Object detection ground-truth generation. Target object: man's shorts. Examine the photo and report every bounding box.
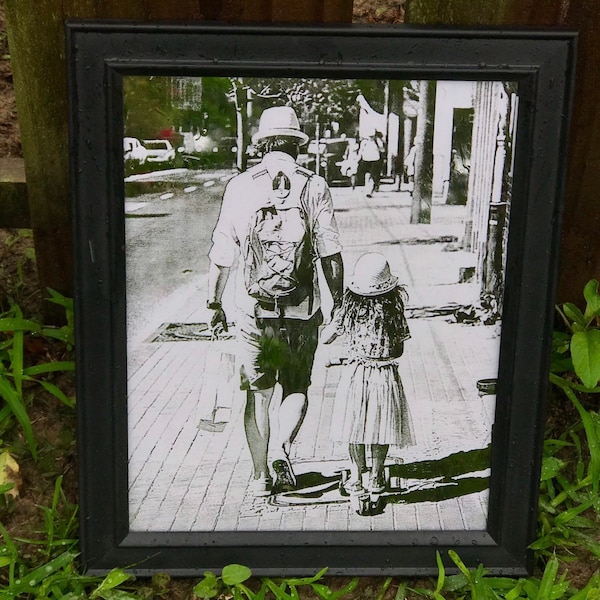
[237,310,323,394]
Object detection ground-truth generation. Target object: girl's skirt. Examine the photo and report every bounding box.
[331,359,415,446]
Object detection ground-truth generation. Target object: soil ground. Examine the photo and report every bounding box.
[0,2,21,158]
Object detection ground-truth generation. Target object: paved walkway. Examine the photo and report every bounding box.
[127,183,499,532]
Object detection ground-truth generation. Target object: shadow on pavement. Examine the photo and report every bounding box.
[269,445,491,508]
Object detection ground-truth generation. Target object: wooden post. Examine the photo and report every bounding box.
[404,0,600,304]
[4,0,352,313]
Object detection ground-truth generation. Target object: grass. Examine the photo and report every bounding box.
[0,280,599,598]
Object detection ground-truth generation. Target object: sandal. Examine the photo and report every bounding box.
[367,474,386,494]
[343,479,366,496]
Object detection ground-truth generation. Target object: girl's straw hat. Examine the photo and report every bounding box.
[348,253,399,297]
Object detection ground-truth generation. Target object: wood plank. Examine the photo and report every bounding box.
[0,158,30,228]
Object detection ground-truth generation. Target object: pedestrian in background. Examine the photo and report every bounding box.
[323,252,414,499]
[339,135,361,189]
[359,131,384,197]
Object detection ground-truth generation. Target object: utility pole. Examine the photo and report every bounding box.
[411,80,436,224]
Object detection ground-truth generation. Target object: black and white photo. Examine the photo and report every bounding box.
[124,76,514,531]
[68,24,575,575]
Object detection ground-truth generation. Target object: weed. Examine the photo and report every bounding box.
[11,476,78,563]
[193,565,359,599]
[0,296,75,459]
[533,430,600,560]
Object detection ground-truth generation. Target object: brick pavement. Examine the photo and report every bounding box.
[128,183,497,533]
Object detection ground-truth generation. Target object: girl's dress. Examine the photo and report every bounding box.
[331,293,415,447]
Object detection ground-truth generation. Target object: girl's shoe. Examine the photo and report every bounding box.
[367,474,386,494]
[343,479,366,496]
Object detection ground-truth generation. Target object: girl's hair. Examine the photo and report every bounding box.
[342,285,409,334]
[256,136,300,159]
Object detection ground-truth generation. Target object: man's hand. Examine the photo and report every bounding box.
[208,303,228,336]
[207,263,231,338]
[321,321,339,344]
[321,307,342,344]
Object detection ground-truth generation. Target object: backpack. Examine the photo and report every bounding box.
[242,168,314,307]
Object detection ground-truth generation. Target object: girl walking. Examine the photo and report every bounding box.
[324,252,415,501]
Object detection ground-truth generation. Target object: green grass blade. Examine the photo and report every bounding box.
[265,579,294,600]
[0,377,36,459]
[536,556,559,600]
[8,551,78,596]
[23,361,75,376]
[435,551,447,598]
[376,577,393,600]
[34,379,75,408]
[550,374,600,492]
[284,567,328,586]
[11,328,23,398]
[0,317,42,333]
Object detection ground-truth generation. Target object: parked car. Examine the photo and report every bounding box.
[123,137,148,164]
[299,137,352,186]
[143,139,176,163]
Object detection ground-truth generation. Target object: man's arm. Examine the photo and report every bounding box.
[320,252,344,313]
[207,262,231,333]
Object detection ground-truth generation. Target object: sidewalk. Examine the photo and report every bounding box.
[127,183,498,533]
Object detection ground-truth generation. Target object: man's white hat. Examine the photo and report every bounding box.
[252,106,309,145]
[348,253,399,297]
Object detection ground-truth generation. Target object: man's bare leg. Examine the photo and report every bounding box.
[244,388,274,491]
[271,391,307,490]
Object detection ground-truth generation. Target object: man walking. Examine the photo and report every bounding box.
[207,106,344,496]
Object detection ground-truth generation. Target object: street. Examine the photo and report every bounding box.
[125,169,234,345]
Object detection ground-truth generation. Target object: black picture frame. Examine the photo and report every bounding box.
[67,22,576,577]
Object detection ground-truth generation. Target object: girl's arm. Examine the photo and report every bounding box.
[321,304,344,344]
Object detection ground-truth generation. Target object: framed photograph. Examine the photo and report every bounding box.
[67,23,576,576]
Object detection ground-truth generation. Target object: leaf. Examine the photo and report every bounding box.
[222,563,252,585]
[91,568,133,598]
[193,572,220,599]
[571,330,600,388]
[562,303,586,328]
[583,279,600,322]
[541,456,566,481]
[0,451,20,499]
